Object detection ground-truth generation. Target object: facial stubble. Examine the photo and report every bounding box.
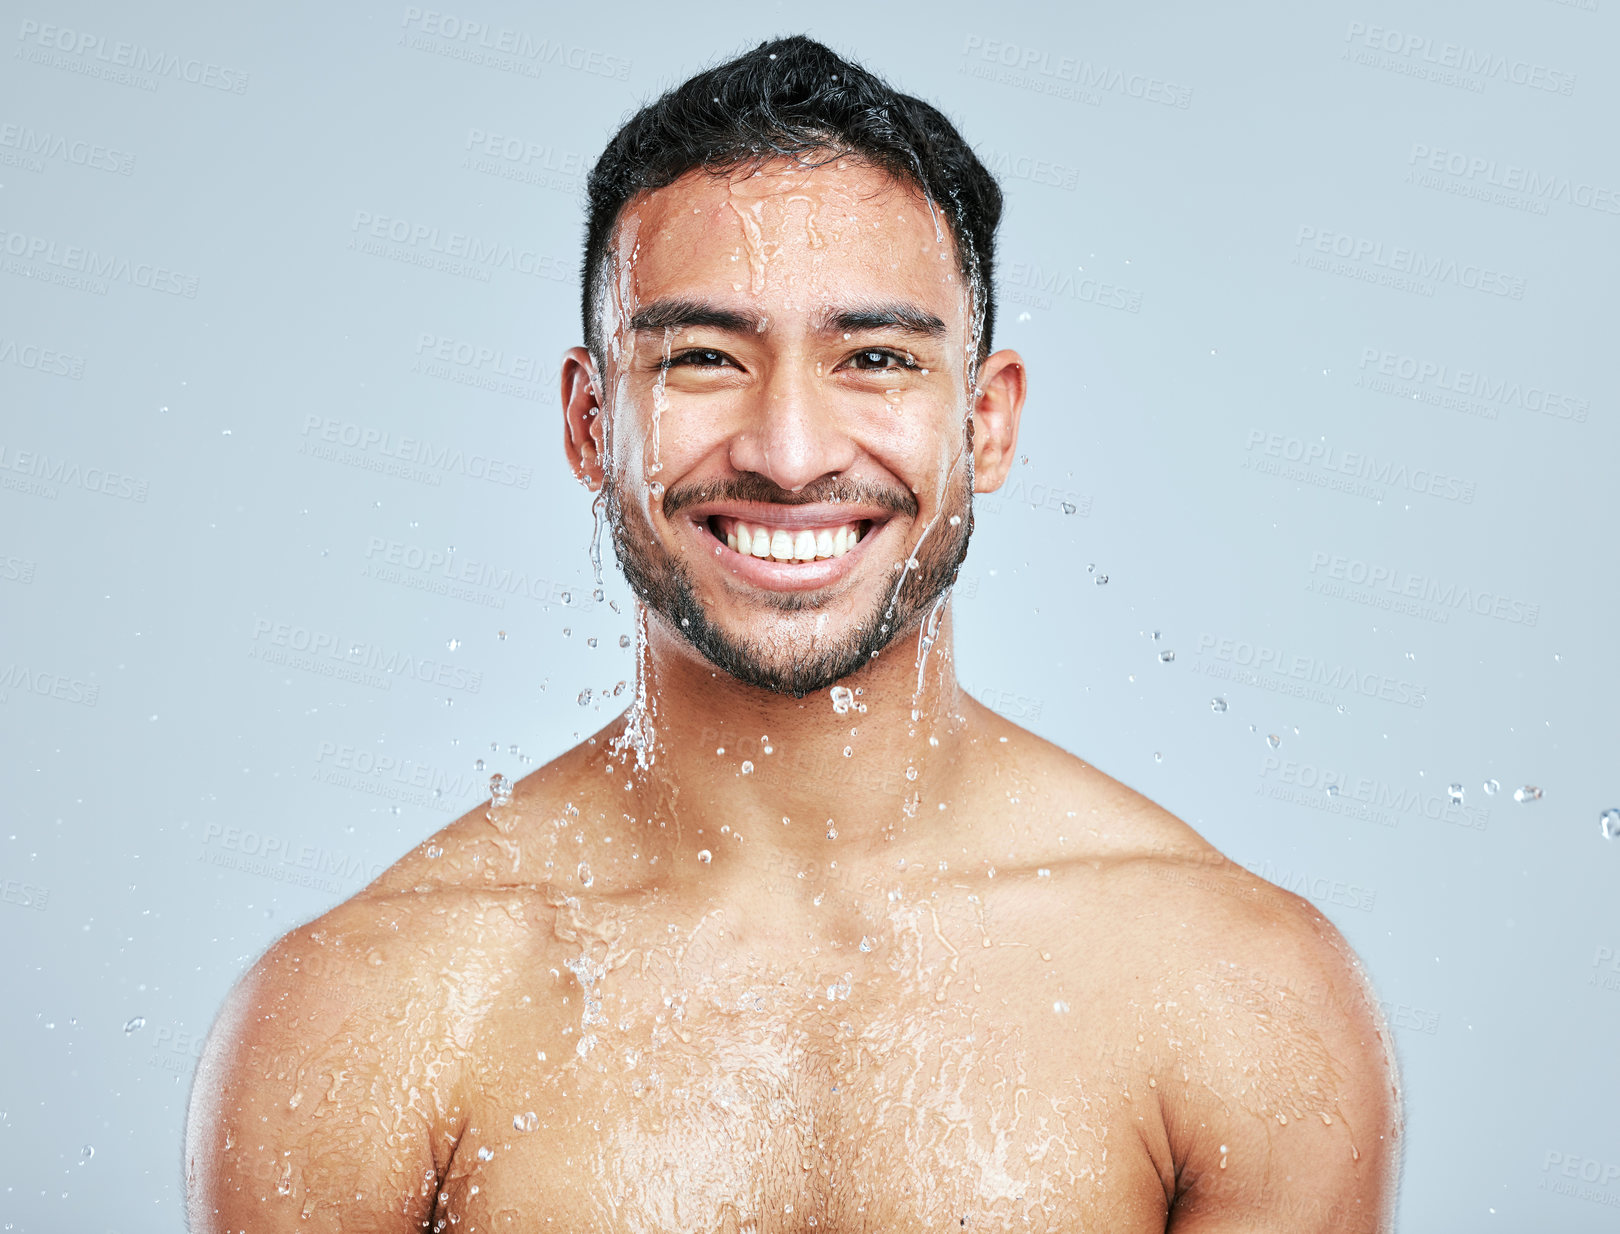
[604,458,975,699]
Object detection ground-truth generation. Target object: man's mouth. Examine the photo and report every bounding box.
[708,515,873,563]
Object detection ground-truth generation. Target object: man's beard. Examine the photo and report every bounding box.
[604,465,974,698]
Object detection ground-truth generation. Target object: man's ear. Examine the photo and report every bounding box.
[969,349,1027,494]
[561,346,606,490]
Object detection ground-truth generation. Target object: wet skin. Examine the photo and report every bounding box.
[187,159,1401,1233]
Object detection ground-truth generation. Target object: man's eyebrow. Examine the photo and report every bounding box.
[628,299,757,334]
[819,303,948,339]
[625,298,949,340]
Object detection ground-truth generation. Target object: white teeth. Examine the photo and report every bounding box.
[721,519,866,561]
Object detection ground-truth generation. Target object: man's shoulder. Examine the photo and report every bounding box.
[994,719,1396,1076]
[195,884,515,1082]
[187,877,539,1224]
[1030,759,1402,1195]
[216,726,623,1020]
[197,741,597,1075]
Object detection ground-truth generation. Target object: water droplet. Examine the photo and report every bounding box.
[1513,785,1542,803]
[497,629,508,640]
[1158,650,1175,663]
[1447,783,1464,805]
[122,1017,145,1034]
[948,514,962,526]
[697,849,712,864]
[1266,734,1280,749]
[619,634,631,648]
[740,760,754,775]
[425,845,443,859]
[843,746,853,757]
[474,758,485,772]
[577,861,594,888]
[513,1111,538,1132]
[80,1145,94,1163]
[1600,809,1620,840]
[1037,868,1051,878]
[587,637,598,648]
[858,936,872,952]
[577,688,593,706]
[1325,783,1340,798]
[477,1146,495,1161]
[446,637,460,651]
[1153,752,1163,763]
[561,591,571,604]
[1053,1000,1069,1013]
[1210,697,1228,713]
[825,823,838,839]
[1483,778,1500,795]
[1095,573,1108,585]
[490,773,513,805]
[649,481,665,500]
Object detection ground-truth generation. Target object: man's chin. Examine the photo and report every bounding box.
[661,605,881,698]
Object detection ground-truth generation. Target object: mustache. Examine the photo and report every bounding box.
[660,473,920,520]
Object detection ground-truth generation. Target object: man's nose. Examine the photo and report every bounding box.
[726,364,857,492]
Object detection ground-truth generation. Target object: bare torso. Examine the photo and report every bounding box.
[188,706,1397,1233]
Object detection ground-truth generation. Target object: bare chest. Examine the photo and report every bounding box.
[431,913,1169,1233]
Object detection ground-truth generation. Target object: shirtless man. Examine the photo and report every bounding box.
[187,35,1401,1233]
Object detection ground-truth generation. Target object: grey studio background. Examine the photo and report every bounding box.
[1,0,1615,1230]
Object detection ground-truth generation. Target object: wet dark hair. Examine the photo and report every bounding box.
[581,34,1003,371]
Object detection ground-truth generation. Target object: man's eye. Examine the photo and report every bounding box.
[663,349,731,369]
[847,349,916,371]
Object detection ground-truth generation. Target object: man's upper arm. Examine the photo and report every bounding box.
[1162,889,1403,1233]
[186,906,455,1232]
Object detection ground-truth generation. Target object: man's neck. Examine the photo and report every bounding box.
[603,601,977,874]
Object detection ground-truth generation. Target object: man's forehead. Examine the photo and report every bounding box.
[621,157,934,245]
[604,158,964,328]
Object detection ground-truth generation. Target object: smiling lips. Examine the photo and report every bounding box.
[710,515,871,563]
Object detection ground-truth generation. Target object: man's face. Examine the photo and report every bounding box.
[592,157,981,697]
